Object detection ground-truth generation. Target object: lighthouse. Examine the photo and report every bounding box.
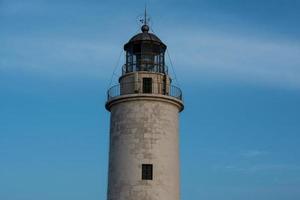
[105,13,184,200]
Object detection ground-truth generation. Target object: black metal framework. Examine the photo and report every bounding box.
[125,52,165,74]
[122,64,168,75]
[142,164,153,180]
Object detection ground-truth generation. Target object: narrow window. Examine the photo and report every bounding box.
[142,164,153,180]
[143,78,152,93]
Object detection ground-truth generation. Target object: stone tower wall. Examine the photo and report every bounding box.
[107,97,181,200]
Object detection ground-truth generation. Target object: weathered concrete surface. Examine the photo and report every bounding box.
[107,96,182,200]
[119,72,171,96]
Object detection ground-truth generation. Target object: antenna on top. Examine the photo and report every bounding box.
[144,5,147,25]
[139,4,150,27]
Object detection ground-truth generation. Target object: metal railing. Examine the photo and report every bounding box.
[122,64,168,75]
[107,81,182,101]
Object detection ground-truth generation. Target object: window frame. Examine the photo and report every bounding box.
[142,164,153,180]
[142,78,152,94]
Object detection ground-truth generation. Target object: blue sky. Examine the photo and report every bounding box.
[1,0,300,200]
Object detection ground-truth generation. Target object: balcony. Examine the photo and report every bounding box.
[107,81,182,101]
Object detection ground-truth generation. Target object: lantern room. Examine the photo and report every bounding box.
[123,24,167,74]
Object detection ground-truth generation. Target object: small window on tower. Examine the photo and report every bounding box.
[143,78,152,93]
[142,164,153,180]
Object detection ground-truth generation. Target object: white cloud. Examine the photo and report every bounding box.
[164,29,300,89]
[221,164,300,173]
[0,35,123,80]
[2,8,300,89]
[241,150,268,158]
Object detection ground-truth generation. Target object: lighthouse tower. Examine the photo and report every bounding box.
[105,13,184,200]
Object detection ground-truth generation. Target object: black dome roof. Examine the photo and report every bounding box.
[124,25,166,51]
[129,32,163,43]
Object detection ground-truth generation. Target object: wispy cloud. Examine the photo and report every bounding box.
[0,35,122,79]
[220,163,300,173]
[240,150,268,158]
[1,0,300,90]
[165,29,300,88]
[211,149,300,174]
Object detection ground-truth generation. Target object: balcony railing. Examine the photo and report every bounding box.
[122,64,168,75]
[107,81,182,101]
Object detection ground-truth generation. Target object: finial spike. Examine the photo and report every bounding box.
[141,4,150,33]
[144,4,147,26]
